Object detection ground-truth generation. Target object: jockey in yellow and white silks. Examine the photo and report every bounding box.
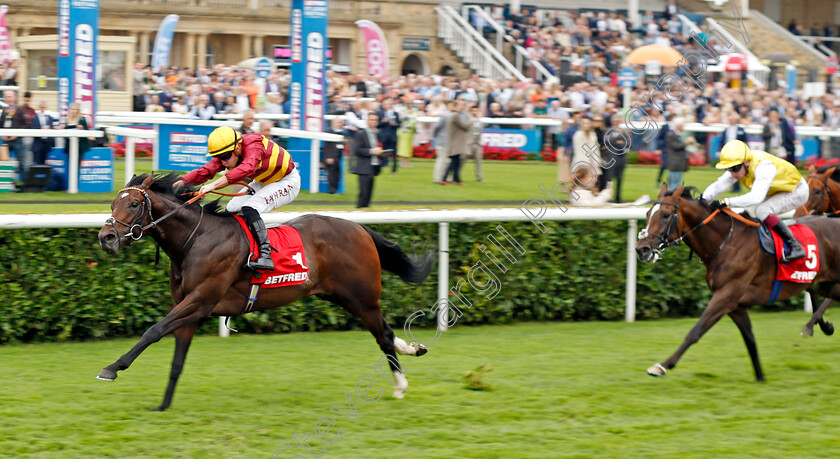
[701,140,808,260]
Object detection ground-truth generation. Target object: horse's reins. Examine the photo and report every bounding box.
[106,181,255,244]
[641,200,760,264]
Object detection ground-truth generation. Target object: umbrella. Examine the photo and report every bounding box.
[624,44,684,66]
[760,53,799,66]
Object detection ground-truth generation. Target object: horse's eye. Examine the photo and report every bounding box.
[816,189,822,195]
[662,212,671,219]
[131,201,139,208]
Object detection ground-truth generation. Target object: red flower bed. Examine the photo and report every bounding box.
[483,146,526,161]
[540,148,557,162]
[637,152,661,165]
[412,143,436,159]
[111,142,153,158]
[803,157,840,170]
[688,151,708,167]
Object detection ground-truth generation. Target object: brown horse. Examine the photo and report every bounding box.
[794,164,840,217]
[96,173,433,411]
[636,184,840,381]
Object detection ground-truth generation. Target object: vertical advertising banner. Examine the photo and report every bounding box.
[151,14,179,71]
[58,0,99,126]
[355,20,389,77]
[288,0,328,191]
[0,6,12,64]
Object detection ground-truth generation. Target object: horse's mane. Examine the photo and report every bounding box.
[816,164,840,182]
[664,186,712,209]
[126,172,235,217]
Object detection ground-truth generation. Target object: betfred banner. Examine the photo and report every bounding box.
[79,147,113,193]
[0,5,12,64]
[288,0,328,191]
[355,20,389,77]
[480,128,543,153]
[156,124,216,171]
[151,14,179,71]
[58,0,99,126]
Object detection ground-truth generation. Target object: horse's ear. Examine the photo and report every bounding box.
[656,182,668,200]
[141,174,154,188]
[824,166,836,179]
[809,164,818,175]
[671,184,685,200]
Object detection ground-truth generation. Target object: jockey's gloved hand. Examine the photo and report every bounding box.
[709,199,727,211]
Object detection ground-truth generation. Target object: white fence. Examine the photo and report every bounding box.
[0,207,650,336]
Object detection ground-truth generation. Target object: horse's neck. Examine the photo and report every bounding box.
[149,196,232,262]
[679,202,741,262]
[828,179,840,211]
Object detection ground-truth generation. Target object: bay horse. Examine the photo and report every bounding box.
[792,164,840,337]
[636,184,840,381]
[96,173,433,411]
[794,164,840,218]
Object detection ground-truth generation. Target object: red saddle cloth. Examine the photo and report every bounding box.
[233,216,310,288]
[771,224,819,283]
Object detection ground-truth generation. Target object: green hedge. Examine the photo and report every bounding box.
[0,220,798,343]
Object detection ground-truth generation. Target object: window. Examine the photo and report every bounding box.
[98,50,126,91]
[27,49,58,91]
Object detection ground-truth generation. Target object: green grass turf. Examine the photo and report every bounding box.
[0,158,743,214]
[2,312,839,457]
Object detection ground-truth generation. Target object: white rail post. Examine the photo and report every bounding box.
[219,317,230,338]
[68,136,79,194]
[626,219,638,322]
[125,137,136,185]
[437,222,450,331]
[310,139,320,194]
[804,292,813,313]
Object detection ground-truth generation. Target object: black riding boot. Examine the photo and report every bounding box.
[241,207,275,271]
[772,219,806,261]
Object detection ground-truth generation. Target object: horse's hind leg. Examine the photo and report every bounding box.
[153,322,197,412]
[351,303,409,399]
[392,320,428,357]
[729,307,764,382]
[802,290,835,337]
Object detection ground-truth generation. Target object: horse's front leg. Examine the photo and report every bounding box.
[647,288,740,377]
[96,292,218,381]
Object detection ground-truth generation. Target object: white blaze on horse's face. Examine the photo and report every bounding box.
[639,203,661,241]
[120,192,129,199]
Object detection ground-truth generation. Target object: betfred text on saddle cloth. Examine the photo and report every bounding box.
[234,215,309,288]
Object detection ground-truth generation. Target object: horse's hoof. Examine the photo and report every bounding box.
[413,343,428,357]
[820,321,835,336]
[800,325,815,337]
[646,363,667,377]
[150,405,168,412]
[96,369,117,381]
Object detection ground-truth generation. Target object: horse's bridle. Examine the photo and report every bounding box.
[105,186,155,241]
[105,186,204,246]
[806,174,837,215]
[639,199,735,263]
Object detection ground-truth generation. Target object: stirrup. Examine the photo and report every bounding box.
[246,257,275,271]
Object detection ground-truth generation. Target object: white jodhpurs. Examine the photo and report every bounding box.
[745,178,809,220]
[226,168,301,214]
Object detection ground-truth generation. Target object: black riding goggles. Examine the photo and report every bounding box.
[727,164,743,174]
[214,150,234,161]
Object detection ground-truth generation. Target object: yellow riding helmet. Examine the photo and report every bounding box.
[207,126,241,157]
[716,140,752,169]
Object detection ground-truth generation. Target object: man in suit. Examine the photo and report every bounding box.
[376,97,400,173]
[0,90,29,177]
[351,112,383,208]
[718,112,747,191]
[781,102,799,164]
[322,117,345,194]
[30,100,55,165]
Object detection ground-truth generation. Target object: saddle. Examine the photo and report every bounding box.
[755,218,820,303]
[233,216,310,317]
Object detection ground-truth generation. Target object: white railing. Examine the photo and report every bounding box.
[435,5,526,81]
[706,17,770,87]
[460,5,557,84]
[0,207,649,334]
[0,128,103,194]
[749,10,828,66]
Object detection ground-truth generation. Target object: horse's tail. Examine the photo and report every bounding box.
[362,225,434,284]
